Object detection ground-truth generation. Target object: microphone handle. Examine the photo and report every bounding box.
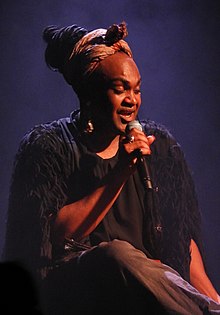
[137,150,153,190]
[126,120,153,190]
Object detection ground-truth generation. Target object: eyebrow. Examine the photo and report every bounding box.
[111,77,142,85]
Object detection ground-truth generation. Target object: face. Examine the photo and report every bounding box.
[89,52,142,135]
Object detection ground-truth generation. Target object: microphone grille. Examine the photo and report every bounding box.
[126,120,143,132]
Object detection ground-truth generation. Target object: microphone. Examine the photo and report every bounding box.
[126,120,153,191]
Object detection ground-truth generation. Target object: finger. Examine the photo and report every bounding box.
[147,135,155,146]
[121,134,135,144]
[126,134,135,143]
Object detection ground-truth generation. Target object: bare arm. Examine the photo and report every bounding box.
[52,130,155,245]
[53,161,131,243]
[190,239,220,303]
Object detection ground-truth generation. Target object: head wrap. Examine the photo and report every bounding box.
[62,22,133,92]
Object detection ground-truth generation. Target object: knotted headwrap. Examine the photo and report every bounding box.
[62,22,133,92]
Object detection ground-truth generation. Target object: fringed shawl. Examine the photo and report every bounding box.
[3,120,72,281]
[142,120,203,280]
[3,114,203,283]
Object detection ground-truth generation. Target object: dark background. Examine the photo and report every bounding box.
[1,0,219,292]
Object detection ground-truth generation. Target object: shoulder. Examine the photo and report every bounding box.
[11,118,72,189]
[18,117,70,153]
[22,120,61,144]
[141,119,183,159]
[141,119,175,142]
[12,118,74,175]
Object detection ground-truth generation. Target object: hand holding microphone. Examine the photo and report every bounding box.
[125,120,155,190]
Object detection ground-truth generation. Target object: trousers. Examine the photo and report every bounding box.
[40,239,220,315]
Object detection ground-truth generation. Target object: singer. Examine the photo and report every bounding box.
[3,22,220,315]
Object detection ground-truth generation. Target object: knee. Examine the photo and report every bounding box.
[97,239,136,264]
[78,239,145,276]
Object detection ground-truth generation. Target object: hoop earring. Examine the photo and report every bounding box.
[84,119,94,133]
[82,101,94,134]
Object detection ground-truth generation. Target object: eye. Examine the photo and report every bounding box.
[112,85,125,94]
[134,88,141,95]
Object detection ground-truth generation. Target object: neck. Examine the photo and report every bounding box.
[82,131,120,159]
[96,135,120,159]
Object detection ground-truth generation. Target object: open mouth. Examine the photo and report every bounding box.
[119,110,135,122]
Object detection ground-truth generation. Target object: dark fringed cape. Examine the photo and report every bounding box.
[2,111,203,284]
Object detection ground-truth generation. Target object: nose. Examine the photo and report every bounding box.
[124,90,137,106]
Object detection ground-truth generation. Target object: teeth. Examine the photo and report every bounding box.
[121,112,132,116]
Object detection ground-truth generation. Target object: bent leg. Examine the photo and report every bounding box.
[41,239,219,315]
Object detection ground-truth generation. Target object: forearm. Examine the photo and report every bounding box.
[53,160,134,243]
[190,239,220,303]
[191,269,219,302]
